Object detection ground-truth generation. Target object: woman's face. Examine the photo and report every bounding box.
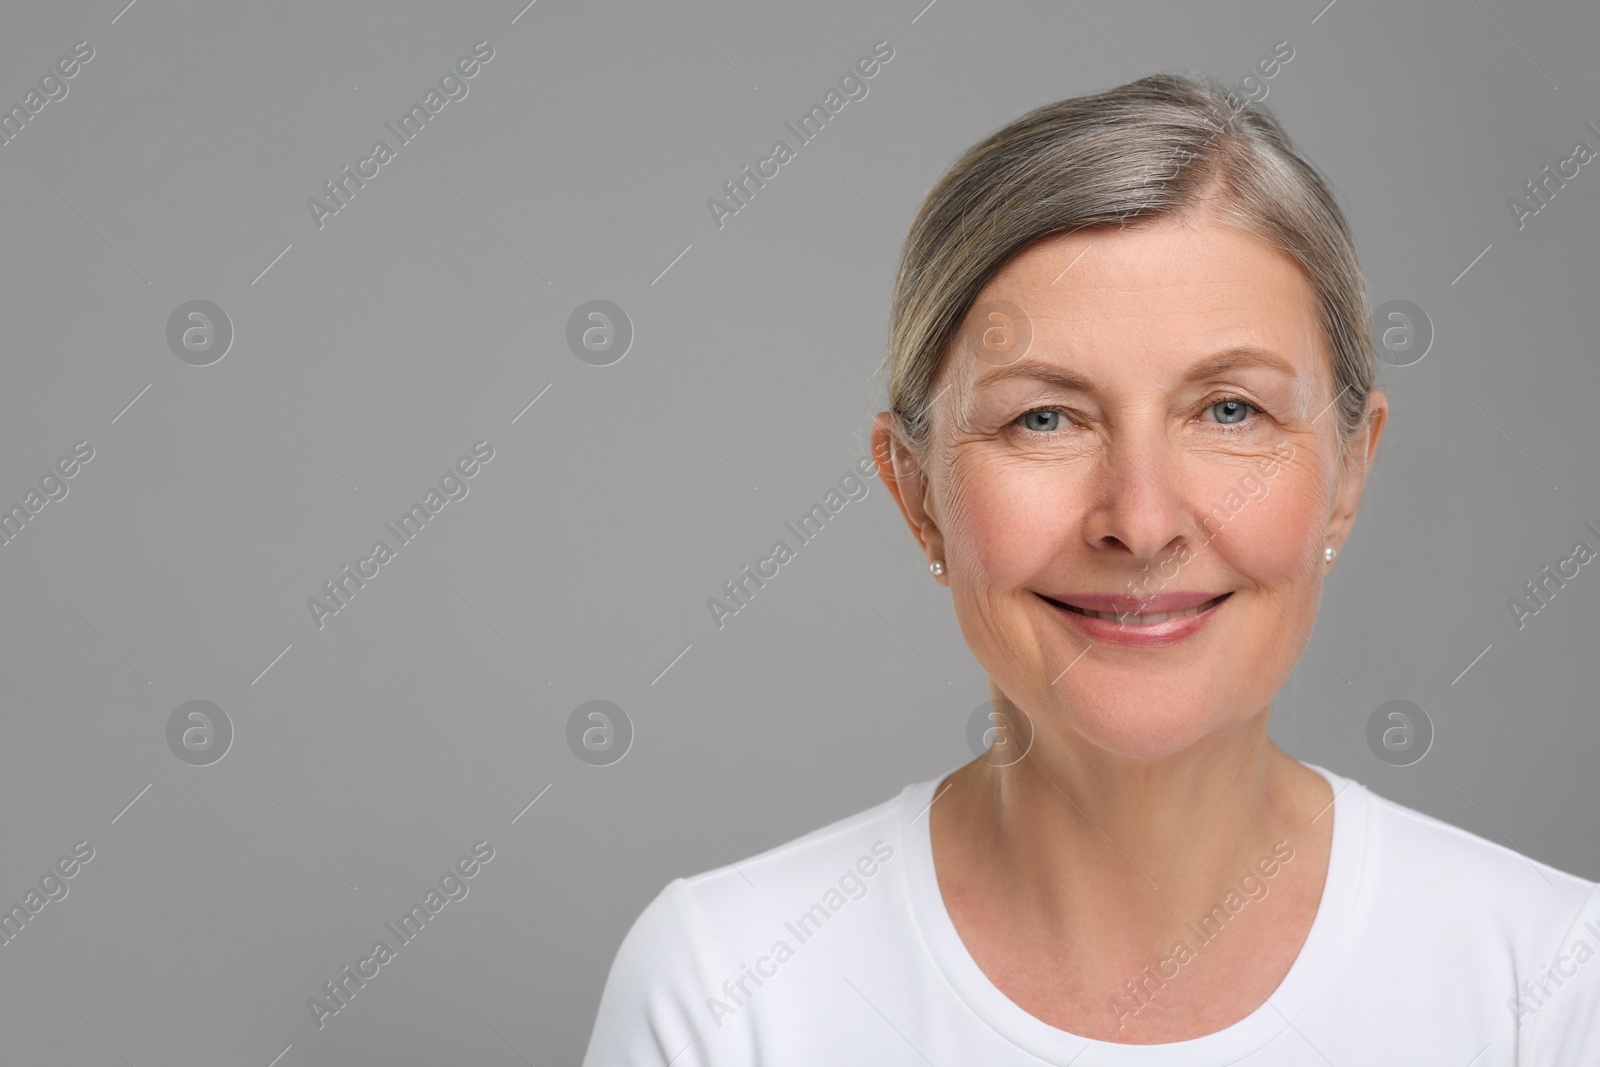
[879,210,1386,761]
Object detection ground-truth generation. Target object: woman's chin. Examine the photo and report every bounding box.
[1040,699,1233,764]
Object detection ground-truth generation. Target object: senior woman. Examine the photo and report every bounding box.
[582,73,1600,1064]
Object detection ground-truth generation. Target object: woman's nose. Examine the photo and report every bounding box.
[1079,432,1190,563]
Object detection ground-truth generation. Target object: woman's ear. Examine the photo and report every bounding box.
[871,412,947,577]
[1326,388,1388,551]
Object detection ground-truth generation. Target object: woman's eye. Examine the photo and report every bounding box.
[1017,408,1064,433]
[1207,397,1257,425]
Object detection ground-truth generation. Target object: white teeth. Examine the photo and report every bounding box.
[1093,605,1200,624]
[1061,595,1223,625]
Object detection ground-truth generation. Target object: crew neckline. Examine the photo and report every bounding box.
[896,760,1367,1065]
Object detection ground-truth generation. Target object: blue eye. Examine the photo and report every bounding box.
[1018,409,1063,433]
[1209,397,1256,425]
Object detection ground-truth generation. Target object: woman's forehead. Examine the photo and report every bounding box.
[990,215,1311,307]
[958,218,1326,372]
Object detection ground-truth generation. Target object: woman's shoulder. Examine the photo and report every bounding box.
[682,776,922,896]
[615,775,921,962]
[1321,763,1600,977]
[1336,766,1596,904]
[580,774,936,1066]
[1299,765,1600,1059]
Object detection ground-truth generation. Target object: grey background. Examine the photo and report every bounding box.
[0,0,1595,1063]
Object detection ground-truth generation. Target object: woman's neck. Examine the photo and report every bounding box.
[932,714,1331,965]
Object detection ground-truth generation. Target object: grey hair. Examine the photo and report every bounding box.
[875,71,1374,473]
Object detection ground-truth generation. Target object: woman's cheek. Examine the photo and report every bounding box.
[1215,469,1325,582]
[950,462,1074,581]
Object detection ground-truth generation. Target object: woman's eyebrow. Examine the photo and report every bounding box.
[973,347,1299,392]
[973,360,1094,392]
[1182,346,1300,382]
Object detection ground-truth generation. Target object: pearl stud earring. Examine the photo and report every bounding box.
[930,560,945,577]
[1324,546,1337,562]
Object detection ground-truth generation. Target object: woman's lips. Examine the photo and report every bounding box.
[1038,591,1232,647]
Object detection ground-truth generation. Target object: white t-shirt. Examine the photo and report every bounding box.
[581,762,1600,1065]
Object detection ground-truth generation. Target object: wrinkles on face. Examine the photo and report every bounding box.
[909,210,1353,759]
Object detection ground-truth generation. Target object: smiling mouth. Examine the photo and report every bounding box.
[1043,592,1232,625]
